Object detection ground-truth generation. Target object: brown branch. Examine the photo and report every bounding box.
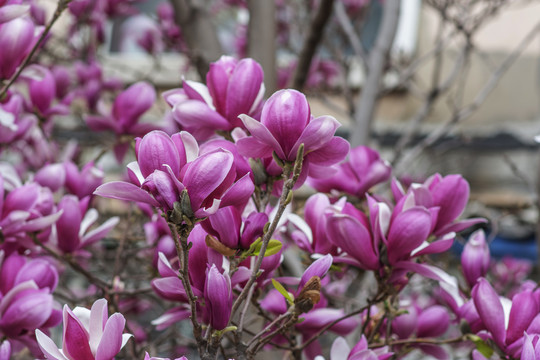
[169,0,223,80]
[350,0,401,146]
[394,20,540,174]
[291,0,335,91]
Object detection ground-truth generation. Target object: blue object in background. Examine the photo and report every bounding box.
[453,233,538,263]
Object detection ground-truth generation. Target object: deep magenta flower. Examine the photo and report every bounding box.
[36,299,132,360]
[461,229,490,288]
[472,278,540,356]
[168,56,264,140]
[288,194,343,256]
[237,89,349,180]
[95,130,253,218]
[204,264,233,330]
[0,252,60,340]
[0,93,36,144]
[0,17,42,80]
[308,145,391,197]
[392,173,485,237]
[85,81,158,161]
[55,195,119,253]
[64,161,104,199]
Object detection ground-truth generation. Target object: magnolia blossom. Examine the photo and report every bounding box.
[237,89,349,185]
[168,56,265,140]
[36,299,132,360]
[54,195,119,253]
[471,278,540,357]
[86,81,158,161]
[308,145,391,197]
[0,252,60,340]
[95,130,253,218]
[0,17,42,80]
[461,229,490,288]
[204,264,233,330]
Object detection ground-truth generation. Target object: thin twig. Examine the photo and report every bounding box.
[291,0,335,90]
[395,20,540,174]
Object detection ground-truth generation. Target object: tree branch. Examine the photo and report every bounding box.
[169,0,223,80]
[291,0,335,91]
[350,0,401,146]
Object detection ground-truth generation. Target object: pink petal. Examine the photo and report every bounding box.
[63,306,94,360]
[182,149,234,212]
[172,100,231,133]
[261,89,310,158]
[506,290,538,345]
[472,278,506,349]
[94,181,160,207]
[327,214,379,270]
[36,330,67,360]
[238,114,284,159]
[305,136,350,166]
[225,58,264,122]
[387,207,432,264]
[95,313,127,360]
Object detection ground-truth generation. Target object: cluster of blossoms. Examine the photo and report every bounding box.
[1,1,539,359]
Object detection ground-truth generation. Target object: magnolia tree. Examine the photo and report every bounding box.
[1,1,540,360]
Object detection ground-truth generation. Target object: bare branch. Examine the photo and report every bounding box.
[394,20,540,174]
[169,0,223,80]
[291,0,335,91]
[350,0,401,146]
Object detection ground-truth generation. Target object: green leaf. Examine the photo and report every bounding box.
[470,336,493,358]
[264,239,282,256]
[272,278,294,305]
[252,239,282,257]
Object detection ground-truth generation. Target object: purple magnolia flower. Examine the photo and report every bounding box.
[237,89,349,184]
[0,251,60,340]
[64,161,104,199]
[0,17,42,80]
[308,145,391,197]
[0,92,36,144]
[74,60,122,112]
[95,130,254,218]
[36,299,132,360]
[86,81,158,161]
[462,229,490,288]
[168,56,265,140]
[392,303,450,359]
[201,207,268,250]
[204,264,233,330]
[34,163,66,192]
[472,278,540,357]
[392,174,485,237]
[288,194,346,256]
[522,333,540,359]
[0,179,62,252]
[54,195,119,253]
[23,65,70,119]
